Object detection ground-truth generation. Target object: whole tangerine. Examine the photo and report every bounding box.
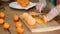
[3,23,10,29]
[0,12,5,18]
[0,19,4,25]
[15,22,22,28]
[16,27,24,34]
[13,15,19,21]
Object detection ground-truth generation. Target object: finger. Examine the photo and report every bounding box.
[39,4,43,13]
[36,2,40,10]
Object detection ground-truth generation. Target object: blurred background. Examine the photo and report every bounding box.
[0,0,60,9]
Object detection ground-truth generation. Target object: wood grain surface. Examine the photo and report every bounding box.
[0,0,60,34]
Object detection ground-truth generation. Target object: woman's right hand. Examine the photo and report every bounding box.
[45,5,60,21]
[36,0,46,13]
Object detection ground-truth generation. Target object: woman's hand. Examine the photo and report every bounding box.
[45,5,60,21]
[36,0,46,13]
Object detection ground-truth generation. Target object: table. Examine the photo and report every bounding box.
[0,1,60,34]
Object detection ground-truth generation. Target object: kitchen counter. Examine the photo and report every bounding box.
[0,1,60,34]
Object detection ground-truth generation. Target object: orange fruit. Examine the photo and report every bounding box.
[17,0,27,7]
[36,18,43,24]
[29,12,38,17]
[0,19,4,24]
[21,3,27,7]
[25,0,30,5]
[0,12,5,18]
[3,23,10,29]
[16,0,30,7]
[15,22,22,28]
[13,15,19,21]
[42,15,47,23]
[17,0,23,5]
[22,0,30,5]
[16,27,24,34]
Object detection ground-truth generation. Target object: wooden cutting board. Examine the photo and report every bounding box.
[19,15,60,33]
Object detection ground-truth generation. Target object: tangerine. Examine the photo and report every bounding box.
[13,15,19,22]
[0,19,4,25]
[16,27,24,34]
[15,22,22,28]
[0,12,5,18]
[3,23,10,29]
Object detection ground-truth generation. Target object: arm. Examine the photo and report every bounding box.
[45,5,60,21]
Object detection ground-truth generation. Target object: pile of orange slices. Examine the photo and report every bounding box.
[17,0,30,7]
